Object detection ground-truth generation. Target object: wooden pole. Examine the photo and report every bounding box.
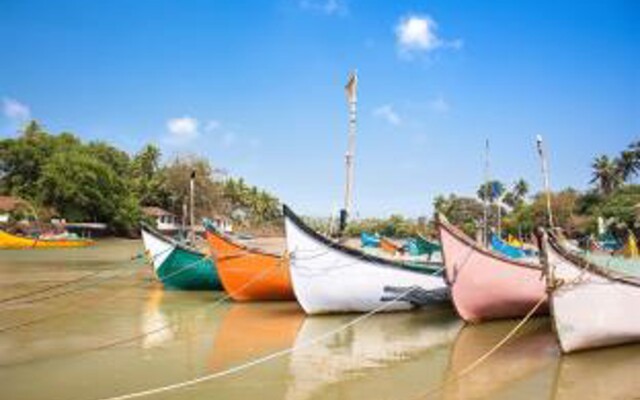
[340,70,358,235]
[536,135,554,227]
[189,170,196,244]
[483,139,490,246]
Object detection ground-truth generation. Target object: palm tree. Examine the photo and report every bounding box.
[591,155,621,195]
[616,150,638,182]
[513,179,529,202]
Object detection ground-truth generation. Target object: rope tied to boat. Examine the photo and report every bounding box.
[80,285,424,400]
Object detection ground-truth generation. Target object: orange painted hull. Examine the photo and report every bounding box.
[205,230,295,301]
[380,237,401,254]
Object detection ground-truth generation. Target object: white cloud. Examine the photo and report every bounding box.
[2,98,31,122]
[165,116,199,145]
[395,14,462,58]
[428,96,450,114]
[299,0,348,16]
[373,104,401,126]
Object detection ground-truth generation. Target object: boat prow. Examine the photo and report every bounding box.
[540,230,640,353]
[140,223,222,291]
[437,213,547,323]
[204,223,295,301]
[283,205,449,315]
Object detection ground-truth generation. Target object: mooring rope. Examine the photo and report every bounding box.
[412,294,548,400]
[83,285,421,400]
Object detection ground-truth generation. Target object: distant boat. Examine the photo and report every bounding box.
[379,236,402,254]
[203,220,295,301]
[360,232,380,248]
[437,214,547,323]
[0,229,95,249]
[283,205,449,314]
[140,223,222,290]
[540,229,640,353]
[406,235,442,257]
[490,233,528,259]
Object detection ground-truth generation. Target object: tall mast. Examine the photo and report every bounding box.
[536,135,554,227]
[189,170,196,244]
[482,139,490,246]
[340,70,358,234]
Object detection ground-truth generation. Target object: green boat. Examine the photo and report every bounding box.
[406,235,442,257]
[140,223,222,290]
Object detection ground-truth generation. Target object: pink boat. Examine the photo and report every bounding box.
[437,214,548,323]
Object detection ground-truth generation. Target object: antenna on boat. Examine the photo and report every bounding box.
[189,169,196,244]
[536,135,554,228]
[340,69,358,235]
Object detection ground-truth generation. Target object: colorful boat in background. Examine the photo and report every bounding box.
[360,232,380,248]
[0,229,95,249]
[437,214,547,323]
[140,223,222,291]
[540,230,640,353]
[490,233,528,259]
[284,205,448,314]
[379,236,402,254]
[406,235,441,258]
[203,220,295,301]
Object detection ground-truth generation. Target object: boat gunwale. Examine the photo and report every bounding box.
[204,225,282,259]
[140,222,205,258]
[545,230,640,288]
[283,204,442,275]
[436,213,542,271]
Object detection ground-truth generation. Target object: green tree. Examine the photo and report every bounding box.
[591,155,622,195]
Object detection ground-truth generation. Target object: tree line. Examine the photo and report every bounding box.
[0,121,282,235]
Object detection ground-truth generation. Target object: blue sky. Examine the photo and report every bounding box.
[1,0,638,217]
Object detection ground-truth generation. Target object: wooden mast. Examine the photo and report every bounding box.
[536,135,554,227]
[340,70,358,234]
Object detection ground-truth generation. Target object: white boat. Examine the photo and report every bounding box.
[540,230,640,353]
[283,205,449,314]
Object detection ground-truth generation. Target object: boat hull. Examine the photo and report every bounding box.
[284,205,448,315]
[437,215,547,323]
[205,230,295,301]
[544,233,640,353]
[141,226,222,291]
[0,230,95,249]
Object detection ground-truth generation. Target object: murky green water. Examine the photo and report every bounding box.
[1,240,639,400]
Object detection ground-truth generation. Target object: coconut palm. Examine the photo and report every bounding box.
[591,155,622,195]
[616,150,638,182]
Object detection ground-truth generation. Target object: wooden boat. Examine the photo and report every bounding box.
[539,230,640,353]
[379,236,402,254]
[436,214,547,323]
[406,235,441,257]
[140,223,222,290]
[360,232,380,248]
[0,229,95,249]
[490,233,528,259]
[283,205,448,314]
[204,224,295,301]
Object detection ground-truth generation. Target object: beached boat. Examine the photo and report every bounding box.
[204,223,295,301]
[360,232,380,248]
[437,214,547,323]
[283,205,448,314]
[0,229,95,249]
[379,236,402,254]
[406,235,441,257]
[140,223,222,290]
[540,230,640,353]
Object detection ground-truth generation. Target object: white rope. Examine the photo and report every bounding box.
[85,286,420,400]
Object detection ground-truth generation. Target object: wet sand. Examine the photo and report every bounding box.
[1,239,639,400]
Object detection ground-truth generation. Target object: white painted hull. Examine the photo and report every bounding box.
[141,227,173,275]
[545,233,640,353]
[283,206,448,314]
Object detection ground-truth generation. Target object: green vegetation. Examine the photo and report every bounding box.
[0,121,281,235]
[435,140,640,239]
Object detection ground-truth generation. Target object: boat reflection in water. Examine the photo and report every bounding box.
[551,343,640,400]
[141,287,174,349]
[208,302,304,371]
[441,317,558,400]
[286,306,462,400]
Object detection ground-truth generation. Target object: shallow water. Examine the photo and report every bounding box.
[1,240,638,400]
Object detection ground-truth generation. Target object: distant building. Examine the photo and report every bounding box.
[0,196,29,224]
[142,206,181,232]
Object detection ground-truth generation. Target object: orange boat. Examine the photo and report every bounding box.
[380,236,403,254]
[204,225,295,301]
